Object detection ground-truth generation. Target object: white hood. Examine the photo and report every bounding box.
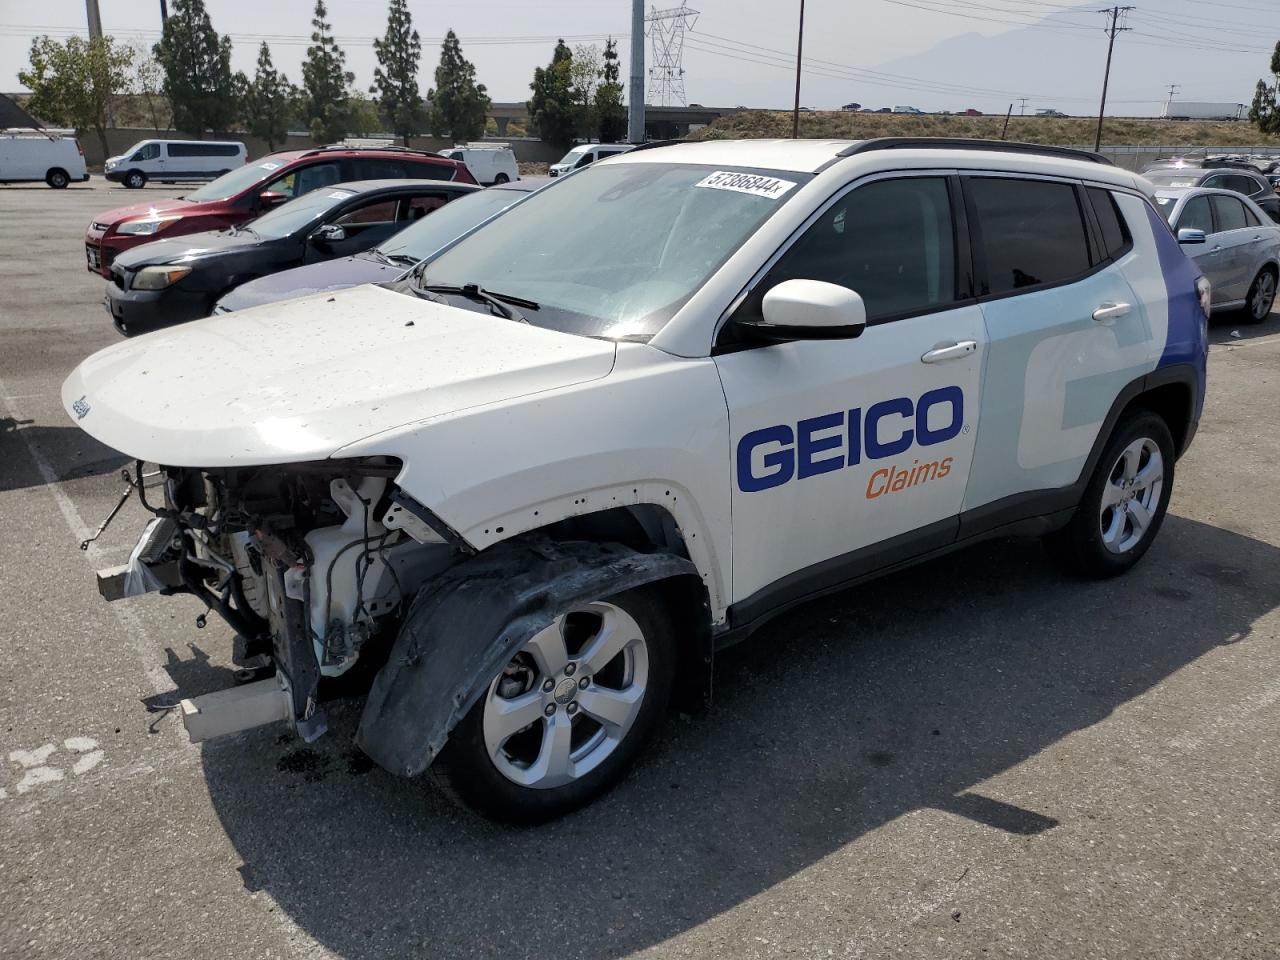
[62,285,617,467]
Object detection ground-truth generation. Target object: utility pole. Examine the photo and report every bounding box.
[160,0,168,20]
[1001,103,1013,140]
[628,0,645,143]
[1017,97,1029,116]
[792,0,805,139]
[1094,5,1133,152]
[85,0,102,40]
[1164,82,1180,116]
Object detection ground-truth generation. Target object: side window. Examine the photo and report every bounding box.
[334,197,399,225]
[351,157,408,179]
[1243,203,1262,227]
[1087,187,1132,261]
[405,193,449,221]
[1227,175,1260,196]
[1210,195,1248,232]
[574,152,595,169]
[292,161,341,197]
[1177,195,1213,234]
[754,176,958,323]
[967,177,1091,295]
[131,143,160,161]
[1201,174,1225,190]
[406,158,455,181]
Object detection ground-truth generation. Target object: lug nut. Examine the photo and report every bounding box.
[565,662,577,676]
[544,703,556,717]
[542,679,555,693]
[578,676,590,689]
[566,702,578,716]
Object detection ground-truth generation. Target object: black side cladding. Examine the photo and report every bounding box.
[355,539,701,777]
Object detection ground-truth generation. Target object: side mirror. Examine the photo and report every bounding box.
[1177,227,1207,245]
[257,190,288,210]
[739,279,867,341]
[312,224,346,244]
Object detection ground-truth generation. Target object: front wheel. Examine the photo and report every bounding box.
[1044,411,1175,578]
[1244,268,1277,324]
[124,170,146,189]
[434,587,674,823]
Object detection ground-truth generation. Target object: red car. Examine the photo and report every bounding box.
[84,145,475,277]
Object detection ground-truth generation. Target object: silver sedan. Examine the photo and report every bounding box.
[1154,186,1280,323]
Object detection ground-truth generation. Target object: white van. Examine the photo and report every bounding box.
[104,139,247,189]
[548,142,634,177]
[0,130,88,188]
[437,144,519,185]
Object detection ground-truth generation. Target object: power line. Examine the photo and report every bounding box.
[1094,5,1133,151]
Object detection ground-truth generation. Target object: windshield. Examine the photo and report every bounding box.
[187,157,292,202]
[1155,195,1178,222]
[1145,171,1201,188]
[380,188,527,261]
[556,147,589,165]
[247,188,353,239]
[418,162,811,340]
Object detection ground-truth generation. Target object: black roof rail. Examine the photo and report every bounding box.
[300,143,445,159]
[836,137,1113,166]
[626,138,686,152]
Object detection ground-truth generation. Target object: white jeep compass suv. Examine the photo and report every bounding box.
[64,138,1209,823]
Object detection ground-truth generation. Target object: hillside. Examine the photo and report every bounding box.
[691,112,1280,148]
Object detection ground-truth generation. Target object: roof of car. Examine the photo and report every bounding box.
[615,137,1141,187]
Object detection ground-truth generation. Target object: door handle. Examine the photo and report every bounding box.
[1092,302,1131,323]
[921,340,978,364]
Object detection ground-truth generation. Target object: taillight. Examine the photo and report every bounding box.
[76,140,84,156]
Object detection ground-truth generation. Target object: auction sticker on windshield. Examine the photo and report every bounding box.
[695,170,797,200]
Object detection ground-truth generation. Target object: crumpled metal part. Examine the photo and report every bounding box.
[356,539,700,777]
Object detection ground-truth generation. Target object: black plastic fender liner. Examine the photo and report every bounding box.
[355,539,703,777]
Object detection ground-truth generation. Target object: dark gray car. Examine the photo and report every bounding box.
[1143,165,1280,223]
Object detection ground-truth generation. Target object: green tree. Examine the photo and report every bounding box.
[18,35,134,158]
[242,43,296,151]
[373,0,422,143]
[302,0,355,143]
[594,38,627,142]
[428,30,490,142]
[346,91,384,137]
[528,40,577,151]
[1249,42,1280,136]
[153,0,237,136]
[129,42,171,133]
[570,43,602,136]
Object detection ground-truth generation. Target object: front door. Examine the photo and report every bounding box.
[715,174,984,611]
[1208,193,1257,303]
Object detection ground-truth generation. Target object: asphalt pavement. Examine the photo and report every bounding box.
[1,180,1278,960]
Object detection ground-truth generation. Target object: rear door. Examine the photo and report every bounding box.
[960,176,1151,517]
[716,173,985,608]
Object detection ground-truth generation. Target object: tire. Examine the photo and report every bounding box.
[493,172,510,184]
[1043,410,1175,578]
[124,170,146,189]
[1243,267,1277,324]
[46,168,69,189]
[433,585,675,824]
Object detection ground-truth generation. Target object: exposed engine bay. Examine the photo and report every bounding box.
[109,458,459,740]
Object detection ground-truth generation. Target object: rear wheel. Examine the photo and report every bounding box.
[124,170,146,189]
[434,586,674,823]
[1044,411,1175,578]
[493,172,510,184]
[1244,267,1277,324]
[46,168,69,189]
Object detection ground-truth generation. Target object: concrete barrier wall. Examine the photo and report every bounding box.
[85,128,564,169]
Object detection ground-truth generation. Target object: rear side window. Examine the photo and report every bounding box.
[1087,187,1132,260]
[1211,195,1248,231]
[967,177,1091,295]
[351,157,408,179]
[168,143,241,158]
[1226,174,1260,196]
[1178,195,1213,234]
[757,176,958,323]
[405,158,455,181]
[1243,203,1262,227]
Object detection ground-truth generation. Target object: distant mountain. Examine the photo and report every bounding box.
[865,1,1271,117]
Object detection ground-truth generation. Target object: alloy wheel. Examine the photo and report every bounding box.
[482,602,649,789]
[1098,437,1164,554]
[1251,271,1276,321]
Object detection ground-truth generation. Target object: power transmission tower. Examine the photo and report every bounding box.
[1094,5,1133,151]
[646,3,699,107]
[1017,97,1029,116]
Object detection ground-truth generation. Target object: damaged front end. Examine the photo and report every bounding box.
[98,458,461,743]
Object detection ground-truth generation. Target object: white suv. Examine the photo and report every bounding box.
[64,138,1209,823]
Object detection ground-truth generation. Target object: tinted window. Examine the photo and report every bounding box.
[1178,195,1213,234]
[1211,195,1248,231]
[167,142,241,158]
[351,157,408,179]
[405,193,448,220]
[1087,187,1131,260]
[1225,175,1261,196]
[758,177,957,322]
[265,161,342,198]
[1243,203,1262,227]
[405,158,455,181]
[131,143,160,161]
[968,177,1090,294]
[335,198,398,225]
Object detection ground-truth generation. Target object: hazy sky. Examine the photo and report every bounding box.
[1,0,1276,116]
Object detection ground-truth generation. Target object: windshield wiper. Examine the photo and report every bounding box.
[415,282,538,324]
[383,252,419,267]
